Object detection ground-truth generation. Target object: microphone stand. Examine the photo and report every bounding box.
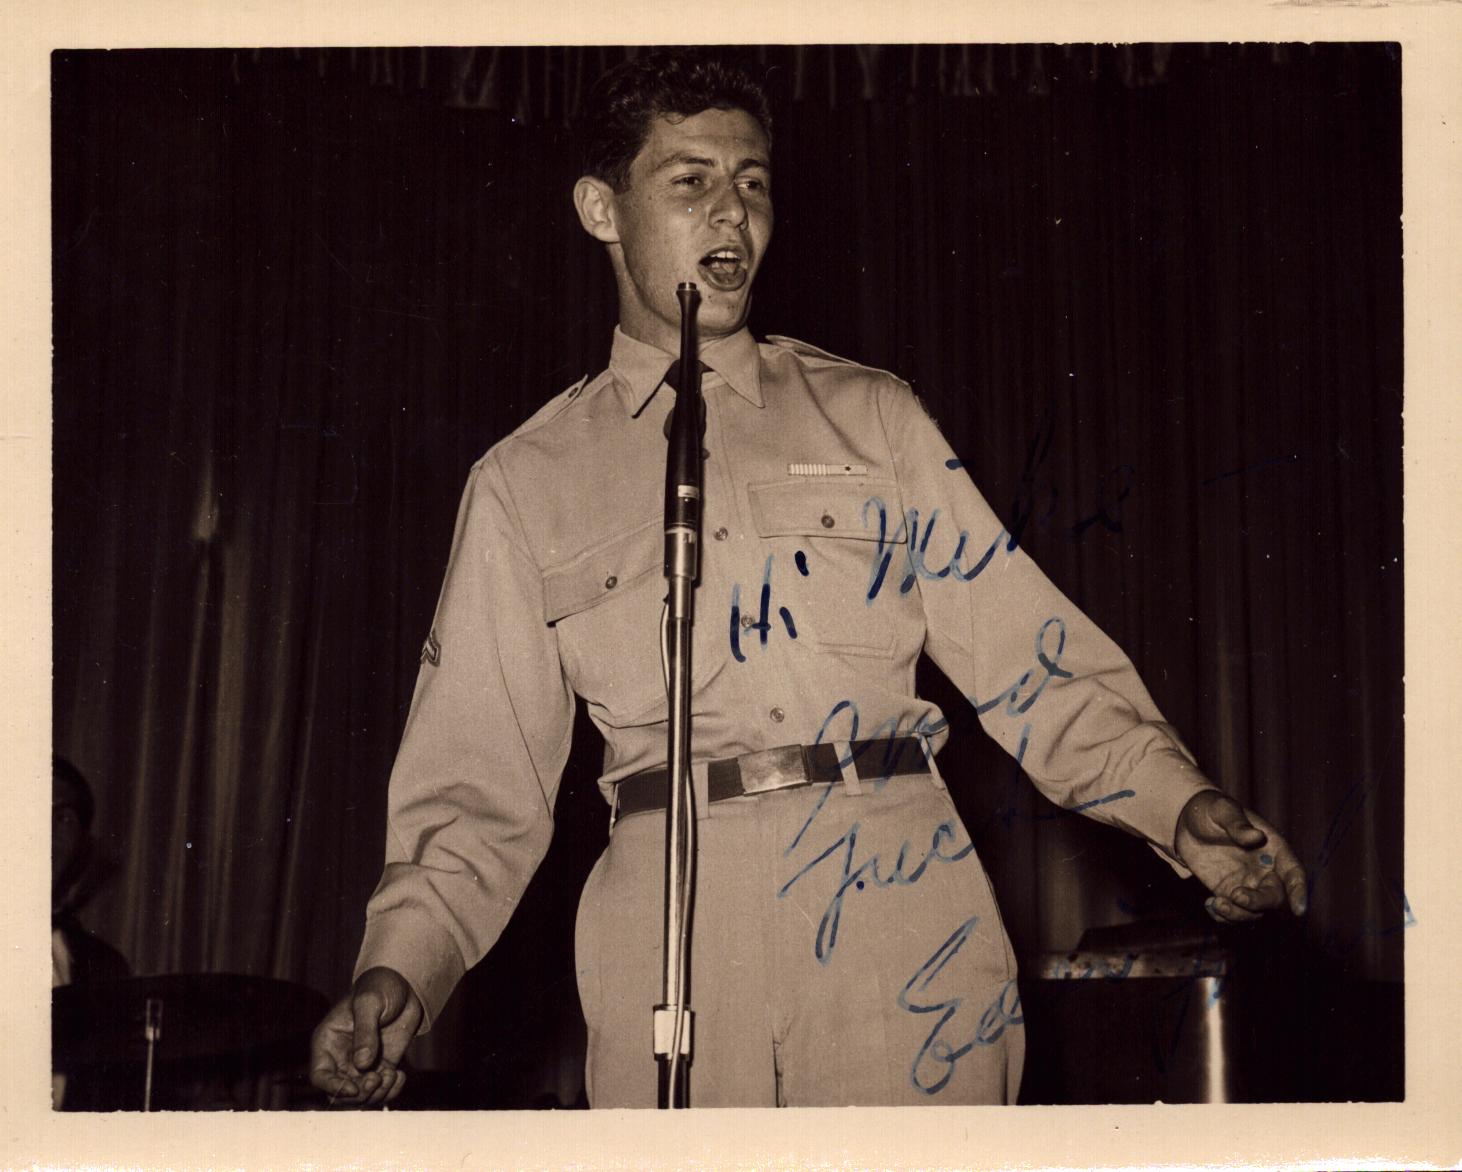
[142,996,162,1111]
[655,283,702,1108]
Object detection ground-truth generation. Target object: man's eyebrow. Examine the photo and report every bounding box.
[651,151,771,174]
[651,151,715,173]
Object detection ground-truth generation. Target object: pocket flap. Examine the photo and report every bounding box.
[748,478,903,542]
[542,517,661,624]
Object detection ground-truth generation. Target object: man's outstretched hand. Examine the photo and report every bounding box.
[1175,790,1308,924]
[309,966,423,1107]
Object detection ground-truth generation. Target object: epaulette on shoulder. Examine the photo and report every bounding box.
[508,372,596,438]
[766,335,906,385]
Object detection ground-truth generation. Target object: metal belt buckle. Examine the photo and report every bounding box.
[737,744,810,795]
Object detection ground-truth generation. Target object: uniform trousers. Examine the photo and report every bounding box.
[574,773,1025,1107]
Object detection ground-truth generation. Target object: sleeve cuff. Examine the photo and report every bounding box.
[353,910,467,1035]
[1122,747,1221,879]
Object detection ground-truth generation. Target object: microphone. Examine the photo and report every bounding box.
[664,283,703,586]
[658,283,702,1106]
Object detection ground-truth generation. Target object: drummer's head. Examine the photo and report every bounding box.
[53,756,94,901]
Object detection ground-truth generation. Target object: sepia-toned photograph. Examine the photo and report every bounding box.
[48,42,1407,1121]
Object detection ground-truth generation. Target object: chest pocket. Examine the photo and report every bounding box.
[542,517,675,726]
[748,477,911,658]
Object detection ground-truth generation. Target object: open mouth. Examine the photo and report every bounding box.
[697,247,748,292]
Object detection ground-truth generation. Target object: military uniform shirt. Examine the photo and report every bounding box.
[354,325,1214,1027]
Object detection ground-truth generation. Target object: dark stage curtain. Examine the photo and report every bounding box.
[52,44,1403,1106]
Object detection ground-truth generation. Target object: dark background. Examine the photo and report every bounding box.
[52,44,1404,1107]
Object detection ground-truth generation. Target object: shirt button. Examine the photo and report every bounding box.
[604,575,618,590]
[770,707,785,723]
[820,514,835,529]
[741,613,755,629]
[713,527,729,542]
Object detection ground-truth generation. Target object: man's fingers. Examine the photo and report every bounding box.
[309,998,364,1098]
[1229,873,1284,912]
[311,1066,360,1100]
[1212,800,1266,849]
[1230,822,1266,848]
[351,990,384,1069]
[1273,846,1309,915]
[1184,791,1266,848]
[318,1066,405,1110]
[309,1047,358,1095]
[1205,895,1259,924]
[1182,795,1309,923]
[1285,872,1308,915]
[309,1050,363,1104]
[308,979,420,1108]
[1224,887,1266,912]
[1251,820,1308,916]
[364,1066,399,1107]
[324,1077,363,1105]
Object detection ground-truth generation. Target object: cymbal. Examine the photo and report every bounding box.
[53,973,329,1069]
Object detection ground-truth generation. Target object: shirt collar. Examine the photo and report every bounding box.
[609,326,765,414]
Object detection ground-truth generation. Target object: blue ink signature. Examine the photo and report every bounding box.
[1199,452,1301,487]
[1008,401,1059,548]
[1304,779,1416,961]
[968,615,1074,721]
[729,554,798,663]
[955,615,1137,836]
[969,720,1135,839]
[937,403,1142,554]
[795,610,1075,840]
[785,699,948,855]
[779,617,1138,965]
[863,496,1013,603]
[1037,911,1232,1073]
[1147,943,1232,1074]
[898,914,1023,1095]
[1003,401,1141,545]
[778,811,976,965]
[1070,463,1136,541]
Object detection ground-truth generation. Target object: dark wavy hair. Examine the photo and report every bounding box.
[579,48,773,191]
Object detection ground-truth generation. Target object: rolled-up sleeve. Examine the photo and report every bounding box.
[879,380,1213,868]
[354,452,575,1028]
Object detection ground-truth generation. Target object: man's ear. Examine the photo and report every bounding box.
[573,176,620,244]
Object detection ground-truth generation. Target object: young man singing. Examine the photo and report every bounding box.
[310,49,1306,1109]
